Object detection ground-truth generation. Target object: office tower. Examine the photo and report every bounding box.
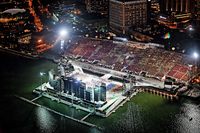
[100,83,106,102]
[160,0,192,14]
[109,0,147,34]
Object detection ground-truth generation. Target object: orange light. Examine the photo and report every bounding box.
[38,39,42,43]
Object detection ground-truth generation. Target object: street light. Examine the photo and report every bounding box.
[38,39,42,43]
[59,29,68,51]
[188,26,194,38]
[193,52,199,74]
[40,72,46,93]
[188,64,193,80]
[189,27,194,31]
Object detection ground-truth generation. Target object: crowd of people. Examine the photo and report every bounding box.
[64,37,196,82]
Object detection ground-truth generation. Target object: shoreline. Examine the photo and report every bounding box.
[0,47,39,59]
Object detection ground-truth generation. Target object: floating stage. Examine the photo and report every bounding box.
[33,82,128,117]
[33,66,132,117]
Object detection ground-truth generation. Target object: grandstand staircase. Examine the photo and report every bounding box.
[105,97,126,117]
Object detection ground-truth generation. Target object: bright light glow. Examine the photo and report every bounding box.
[160,16,166,19]
[193,52,199,59]
[60,40,64,49]
[122,38,128,41]
[36,108,53,130]
[38,39,42,43]
[189,27,193,31]
[40,72,45,76]
[76,77,81,81]
[59,29,67,37]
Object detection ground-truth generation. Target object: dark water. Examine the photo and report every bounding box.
[86,93,200,133]
[0,52,199,133]
[0,52,99,133]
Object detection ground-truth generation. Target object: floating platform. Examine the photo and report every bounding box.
[33,83,129,117]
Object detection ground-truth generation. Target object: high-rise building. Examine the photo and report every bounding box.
[93,84,106,102]
[109,0,147,34]
[94,85,100,102]
[150,0,160,15]
[73,80,81,97]
[0,8,34,49]
[85,90,91,101]
[147,0,152,23]
[79,82,86,100]
[196,0,200,24]
[157,0,194,29]
[85,0,108,14]
[192,0,200,25]
[63,78,70,93]
[100,83,106,102]
[160,0,192,14]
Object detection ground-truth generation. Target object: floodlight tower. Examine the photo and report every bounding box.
[193,52,199,74]
[59,29,68,53]
[40,72,46,94]
[188,26,194,38]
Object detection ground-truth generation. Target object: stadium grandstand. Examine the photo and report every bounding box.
[64,37,196,83]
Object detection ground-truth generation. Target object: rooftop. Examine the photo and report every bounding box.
[2,8,26,15]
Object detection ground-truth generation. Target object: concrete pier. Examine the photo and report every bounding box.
[136,87,178,100]
[14,95,103,131]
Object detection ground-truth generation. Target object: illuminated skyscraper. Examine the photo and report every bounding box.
[100,83,106,102]
[160,0,192,14]
[193,0,200,24]
[109,0,147,34]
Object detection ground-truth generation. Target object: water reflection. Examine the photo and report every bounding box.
[111,103,144,133]
[174,101,200,133]
[88,127,102,133]
[35,107,57,133]
[91,93,200,133]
